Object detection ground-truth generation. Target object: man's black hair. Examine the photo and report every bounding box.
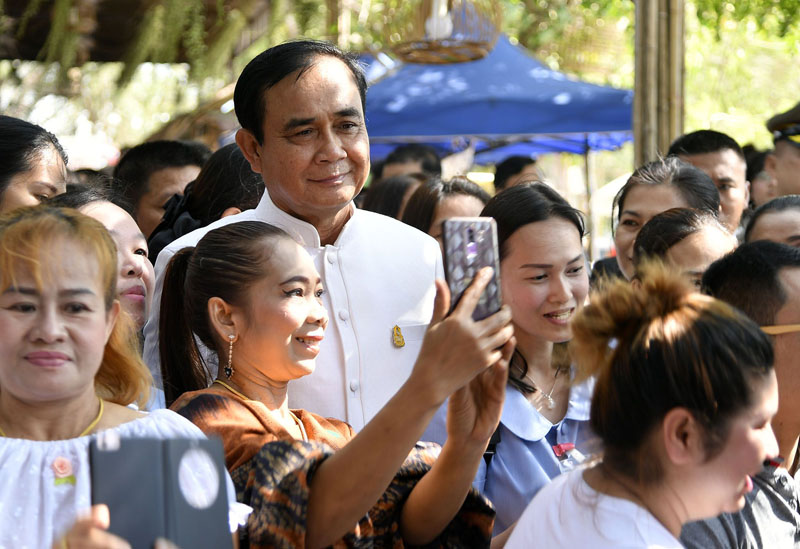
[112,140,211,212]
[703,240,800,325]
[668,129,745,161]
[233,40,367,144]
[381,144,442,177]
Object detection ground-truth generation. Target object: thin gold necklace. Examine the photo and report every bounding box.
[213,379,308,442]
[0,397,104,438]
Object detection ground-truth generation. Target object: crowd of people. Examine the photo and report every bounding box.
[1,37,800,548]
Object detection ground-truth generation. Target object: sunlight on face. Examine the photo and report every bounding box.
[501,217,589,346]
[0,240,117,404]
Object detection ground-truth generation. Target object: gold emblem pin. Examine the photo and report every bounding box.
[392,325,405,348]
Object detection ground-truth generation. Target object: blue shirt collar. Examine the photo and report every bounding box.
[500,375,594,441]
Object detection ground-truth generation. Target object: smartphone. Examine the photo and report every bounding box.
[441,217,502,320]
[90,434,231,549]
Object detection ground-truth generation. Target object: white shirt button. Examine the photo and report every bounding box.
[338,310,349,321]
[327,253,336,264]
[349,380,359,392]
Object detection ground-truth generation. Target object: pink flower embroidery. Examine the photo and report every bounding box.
[52,456,76,486]
[52,457,73,478]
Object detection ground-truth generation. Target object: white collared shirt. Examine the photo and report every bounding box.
[143,191,443,430]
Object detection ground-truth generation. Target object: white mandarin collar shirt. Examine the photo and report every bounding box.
[144,190,443,430]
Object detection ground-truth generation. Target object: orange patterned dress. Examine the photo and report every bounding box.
[172,386,494,548]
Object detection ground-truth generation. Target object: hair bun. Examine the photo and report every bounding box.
[571,260,696,381]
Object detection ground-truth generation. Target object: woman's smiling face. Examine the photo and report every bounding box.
[501,217,589,345]
[227,238,329,383]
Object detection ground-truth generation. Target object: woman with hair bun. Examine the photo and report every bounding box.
[506,263,779,547]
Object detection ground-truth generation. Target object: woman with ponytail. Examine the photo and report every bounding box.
[161,220,516,548]
[506,262,779,547]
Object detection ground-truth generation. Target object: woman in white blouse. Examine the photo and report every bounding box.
[506,263,779,548]
[0,206,241,548]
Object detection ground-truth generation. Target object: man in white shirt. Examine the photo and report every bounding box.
[143,41,442,429]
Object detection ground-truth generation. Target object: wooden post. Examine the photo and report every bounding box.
[583,144,596,262]
[634,0,684,166]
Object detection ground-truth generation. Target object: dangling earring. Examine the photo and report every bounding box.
[225,334,235,379]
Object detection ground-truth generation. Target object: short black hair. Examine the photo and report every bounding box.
[381,144,442,177]
[234,40,367,144]
[667,129,745,161]
[494,155,537,190]
[703,240,800,326]
[745,195,800,242]
[0,115,67,196]
[112,140,211,213]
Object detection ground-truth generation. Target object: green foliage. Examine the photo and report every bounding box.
[694,0,800,39]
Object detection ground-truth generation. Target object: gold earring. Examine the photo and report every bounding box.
[225,334,235,379]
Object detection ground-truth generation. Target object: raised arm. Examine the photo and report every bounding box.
[399,334,514,544]
[305,269,514,549]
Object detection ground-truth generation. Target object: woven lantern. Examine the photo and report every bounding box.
[383,0,502,64]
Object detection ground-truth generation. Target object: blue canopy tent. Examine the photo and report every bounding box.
[364,35,633,163]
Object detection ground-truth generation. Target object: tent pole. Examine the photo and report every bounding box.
[583,141,595,263]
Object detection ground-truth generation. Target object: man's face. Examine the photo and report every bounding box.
[680,149,748,231]
[136,165,200,238]
[239,55,369,228]
[768,141,800,197]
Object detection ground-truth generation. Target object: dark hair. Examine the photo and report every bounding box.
[481,182,585,394]
[0,115,67,198]
[234,40,367,145]
[667,129,745,161]
[112,140,211,213]
[744,195,800,243]
[482,181,584,261]
[612,157,720,234]
[48,183,135,217]
[381,144,442,177]
[361,173,428,218]
[402,176,491,233]
[571,262,774,484]
[159,221,291,406]
[633,207,730,268]
[147,144,265,263]
[703,240,800,326]
[743,144,771,184]
[494,155,537,191]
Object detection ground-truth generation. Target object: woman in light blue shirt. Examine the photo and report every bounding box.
[478,182,595,535]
